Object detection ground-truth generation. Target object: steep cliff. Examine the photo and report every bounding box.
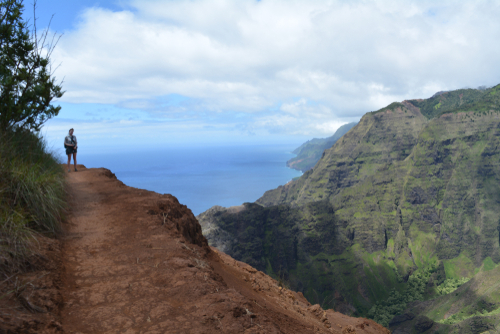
[287,122,358,172]
[199,84,500,320]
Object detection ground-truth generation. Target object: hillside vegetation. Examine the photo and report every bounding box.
[199,84,500,326]
[287,122,358,172]
[0,129,66,272]
[0,0,66,274]
[389,262,500,333]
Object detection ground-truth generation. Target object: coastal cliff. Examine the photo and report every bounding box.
[199,84,500,327]
[287,122,358,172]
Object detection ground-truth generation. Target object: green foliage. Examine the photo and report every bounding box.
[387,263,500,333]
[482,257,497,272]
[438,306,500,325]
[408,85,500,119]
[452,84,500,115]
[367,265,435,327]
[443,253,476,280]
[0,128,66,271]
[435,277,470,296]
[408,89,485,119]
[0,0,64,131]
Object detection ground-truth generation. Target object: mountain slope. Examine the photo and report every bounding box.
[390,263,500,334]
[199,84,500,320]
[0,166,390,334]
[287,122,358,172]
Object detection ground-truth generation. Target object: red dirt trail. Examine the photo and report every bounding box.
[0,166,390,334]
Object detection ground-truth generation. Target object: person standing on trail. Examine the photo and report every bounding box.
[64,128,78,172]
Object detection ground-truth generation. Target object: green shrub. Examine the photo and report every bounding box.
[368,265,435,327]
[0,128,66,271]
[435,277,470,296]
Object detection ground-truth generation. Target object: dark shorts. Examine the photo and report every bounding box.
[66,147,77,155]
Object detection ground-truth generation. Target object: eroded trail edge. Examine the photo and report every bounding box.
[2,166,389,333]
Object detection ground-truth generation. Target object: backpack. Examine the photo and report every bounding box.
[64,136,75,148]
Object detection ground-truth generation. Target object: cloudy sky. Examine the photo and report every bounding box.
[31,0,500,152]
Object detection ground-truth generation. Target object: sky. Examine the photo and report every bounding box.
[25,0,500,153]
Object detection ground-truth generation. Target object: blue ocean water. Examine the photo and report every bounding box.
[81,145,302,215]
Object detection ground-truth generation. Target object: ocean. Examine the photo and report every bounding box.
[80,144,302,215]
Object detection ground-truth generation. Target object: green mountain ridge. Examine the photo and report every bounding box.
[287,122,358,172]
[198,84,500,326]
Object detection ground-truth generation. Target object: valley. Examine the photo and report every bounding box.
[199,84,500,332]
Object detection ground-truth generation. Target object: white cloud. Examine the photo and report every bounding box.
[51,0,500,137]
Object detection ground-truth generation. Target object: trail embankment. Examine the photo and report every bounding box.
[1,166,389,333]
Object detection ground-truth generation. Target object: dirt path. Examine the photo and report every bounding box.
[0,165,390,333]
[61,166,224,333]
[60,166,309,333]
[58,166,391,334]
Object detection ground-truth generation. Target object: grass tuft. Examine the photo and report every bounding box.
[0,128,66,272]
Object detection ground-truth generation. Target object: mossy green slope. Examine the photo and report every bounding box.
[287,122,357,172]
[199,84,500,318]
[390,263,500,334]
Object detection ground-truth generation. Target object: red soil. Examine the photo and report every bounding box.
[0,166,390,334]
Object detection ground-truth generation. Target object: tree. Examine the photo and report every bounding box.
[0,0,63,131]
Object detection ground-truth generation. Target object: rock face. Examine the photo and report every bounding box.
[198,200,341,287]
[199,84,500,315]
[287,122,358,172]
[413,315,434,332]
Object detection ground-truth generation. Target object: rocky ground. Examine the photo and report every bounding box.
[0,165,389,333]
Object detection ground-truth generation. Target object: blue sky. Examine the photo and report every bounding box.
[26,0,128,31]
[26,0,500,153]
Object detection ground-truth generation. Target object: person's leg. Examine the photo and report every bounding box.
[73,152,78,171]
[67,154,71,171]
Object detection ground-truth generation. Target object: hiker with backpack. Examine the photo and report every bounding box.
[64,128,78,172]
